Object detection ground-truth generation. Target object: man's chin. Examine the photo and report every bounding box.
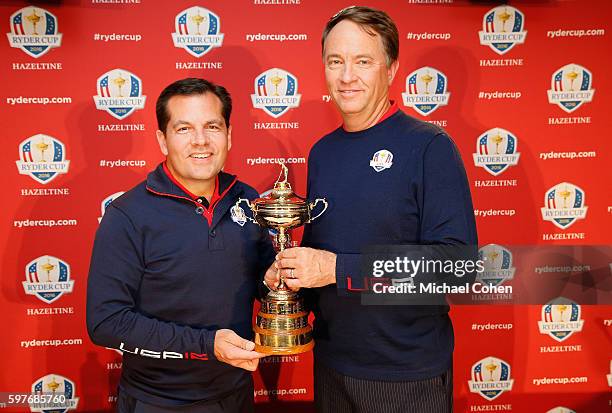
[335,102,365,116]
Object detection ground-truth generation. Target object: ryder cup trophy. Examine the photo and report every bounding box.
[235,164,327,354]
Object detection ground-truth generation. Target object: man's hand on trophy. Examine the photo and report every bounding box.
[275,247,337,290]
[263,264,280,291]
[213,329,266,371]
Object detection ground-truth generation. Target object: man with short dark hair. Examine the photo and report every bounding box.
[269,6,477,413]
[87,78,275,412]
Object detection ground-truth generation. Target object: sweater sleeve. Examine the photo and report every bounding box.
[86,205,217,359]
[334,133,478,293]
[419,133,477,247]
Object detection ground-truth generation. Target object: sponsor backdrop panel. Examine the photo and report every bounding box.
[0,1,609,412]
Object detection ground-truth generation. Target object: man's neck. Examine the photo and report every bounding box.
[189,182,215,201]
[342,98,391,132]
[163,162,216,201]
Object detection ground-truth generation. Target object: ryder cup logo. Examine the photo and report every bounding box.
[473,128,520,176]
[172,6,224,58]
[469,357,514,401]
[541,182,587,230]
[30,374,79,412]
[93,69,146,120]
[7,7,62,58]
[402,67,450,116]
[479,6,527,55]
[547,408,576,413]
[369,149,393,172]
[477,244,515,287]
[251,68,301,118]
[16,134,70,184]
[538,297,584,342]
[547,64,595,113]
[230,205,247,227]
[98,192,125,223]
[23,255,74,304]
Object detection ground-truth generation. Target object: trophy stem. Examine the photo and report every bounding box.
[276,227,289,290]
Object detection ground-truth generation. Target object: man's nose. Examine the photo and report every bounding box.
[191,128,210,145]
[340,63,356,83]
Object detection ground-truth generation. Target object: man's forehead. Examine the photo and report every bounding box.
[166,93,224,120]
[324,20,384,54]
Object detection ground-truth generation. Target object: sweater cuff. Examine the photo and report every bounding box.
[204,329,218,361]
[335,253,363,294]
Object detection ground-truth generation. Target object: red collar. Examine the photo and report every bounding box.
[377,101,399,124]
[162,162,219,204]
[342,100,399,131]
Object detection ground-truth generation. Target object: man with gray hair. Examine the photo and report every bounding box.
[268,6,477,412]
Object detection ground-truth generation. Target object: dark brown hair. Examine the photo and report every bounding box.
[156,78,232,133]
[322,6,399,66]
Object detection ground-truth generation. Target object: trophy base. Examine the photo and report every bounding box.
[254,288,314,355]
[255,341,314,355]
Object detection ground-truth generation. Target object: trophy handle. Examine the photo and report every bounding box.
[308,198,328,223]
[235,198,258,224]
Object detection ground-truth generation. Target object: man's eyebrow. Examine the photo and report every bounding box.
[205,119,225,126]
[171,120,190,127]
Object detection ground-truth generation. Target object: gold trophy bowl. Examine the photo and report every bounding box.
[235,164,327,354]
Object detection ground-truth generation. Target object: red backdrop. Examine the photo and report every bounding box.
[1,1,610,412]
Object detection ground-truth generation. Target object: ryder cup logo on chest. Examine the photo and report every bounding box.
[252,68,301,118]
[469,357,514,401]
[93,69,146,120]
[369,149,393,172]
[479,6,527,55]
[7,6,62,58]
[541,182,587,230]
[538,297,584,342]
[548,64,595,113]
[473,128,520,176]
[477,244,515,287]
[23,255,74,304]
[30,374,79,412]
[172,6,224,58]
[230,204,247,226]
[98,192,125,223]
[16,134,70,184]
[402,67,450,116]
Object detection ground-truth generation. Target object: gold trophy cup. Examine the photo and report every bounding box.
[270,73,283,96]
[113,74,127,98]
[26,9,41,36]
[235,164,327,354]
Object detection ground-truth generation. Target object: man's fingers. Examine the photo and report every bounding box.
[276,247,304,259]
[243,339,256,351]
[275,257,297,269]
[235,358,260,371]
[224,331,258,352]
[284,278,301,291]
[227,346,267,361]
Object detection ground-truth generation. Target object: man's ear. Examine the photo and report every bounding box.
[156,130,168,156]
[388,60,399,85]
[227,125,232,151]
